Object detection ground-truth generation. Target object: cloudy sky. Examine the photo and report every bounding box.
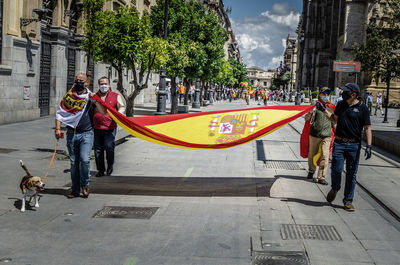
[224,0,302,71]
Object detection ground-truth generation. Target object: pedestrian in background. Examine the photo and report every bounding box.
[55,73,106,198]
[93,77,126,178]
[367,92,373,115]
[375,93,383,116]
[304,88,335,185]
[319,83,372,212]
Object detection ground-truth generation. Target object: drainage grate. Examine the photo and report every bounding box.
[280,224,342,241]
[0,148,18,154]
[264,160,303,170]
[252,251,308,265]
[93,206,158,219]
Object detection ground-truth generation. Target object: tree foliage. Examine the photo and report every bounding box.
[353,0,400,84]
[82,3,169,116]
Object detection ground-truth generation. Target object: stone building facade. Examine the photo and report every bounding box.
[0,0,158,125]
[296,0,400,103]
[202,0,241,61]
[246,66,275,89]
[283,34,297,91]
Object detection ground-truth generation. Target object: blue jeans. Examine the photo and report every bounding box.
[66,131,94,194]
[94,129,116,173]
[330,141,362,204]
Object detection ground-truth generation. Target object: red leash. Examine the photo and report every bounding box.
[42,136,62,183]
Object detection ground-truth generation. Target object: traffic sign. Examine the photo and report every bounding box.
[333,61,361,72]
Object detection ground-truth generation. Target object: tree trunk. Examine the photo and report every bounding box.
[116,67,128,101]
[200,81,204,106]
[125,87,142,117]
[170,78,179,114]
[126,96,135,117]
[183,78,190,105]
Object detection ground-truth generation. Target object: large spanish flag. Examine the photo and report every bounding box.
[91,94,313,149]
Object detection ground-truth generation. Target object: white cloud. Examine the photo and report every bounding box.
[231,3,300,70]
[261,11,300,31]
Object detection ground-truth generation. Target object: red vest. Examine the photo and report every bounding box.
[93,91,118,130]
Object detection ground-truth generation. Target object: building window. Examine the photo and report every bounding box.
[131,0,136,5]
[264,82,267,86]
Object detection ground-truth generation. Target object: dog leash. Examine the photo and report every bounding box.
[42,138,59,183]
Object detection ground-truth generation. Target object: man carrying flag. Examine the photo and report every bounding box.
[302,87,335,185]
[55,72,105,199]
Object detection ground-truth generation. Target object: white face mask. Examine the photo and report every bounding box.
[99,85,109,93]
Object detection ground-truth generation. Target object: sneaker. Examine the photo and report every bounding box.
[95,171,104,178]
[326,189,337,203]
[317,179,328,185]
[307,172,314,179]
[344,203,355,212]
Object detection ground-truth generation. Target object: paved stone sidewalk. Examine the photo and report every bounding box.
[0,99,399,265]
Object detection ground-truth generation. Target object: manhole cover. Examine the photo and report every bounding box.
[252,251,308,265]
[93,206,158,219]
[0,148,18,154]
[280,224,342,241]
[264,161,303,170]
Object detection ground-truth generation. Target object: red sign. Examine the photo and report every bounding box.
[333,61,361,73]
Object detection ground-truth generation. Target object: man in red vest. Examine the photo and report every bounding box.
[93,76,126,177]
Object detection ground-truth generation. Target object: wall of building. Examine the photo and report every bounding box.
[0,0,159,125]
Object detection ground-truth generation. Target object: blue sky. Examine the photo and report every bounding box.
[224,0,302,70]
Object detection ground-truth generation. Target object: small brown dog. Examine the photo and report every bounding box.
[19,160,44,212]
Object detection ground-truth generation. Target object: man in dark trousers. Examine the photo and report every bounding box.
[317,83,372,212]
[93,77,125,177]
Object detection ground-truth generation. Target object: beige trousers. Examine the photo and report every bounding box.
[308,135,331,180]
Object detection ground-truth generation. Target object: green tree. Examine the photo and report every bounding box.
[81,0,105,88]
[83,5,169,116]
[229,58,248,88]
[353,0,400,110]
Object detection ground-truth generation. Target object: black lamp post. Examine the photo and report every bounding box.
[155,0,169,115]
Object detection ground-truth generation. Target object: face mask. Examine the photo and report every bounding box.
[99,85,109,93]
[321,95,329,103]
[75,81,85,92]
[342,91,352,101]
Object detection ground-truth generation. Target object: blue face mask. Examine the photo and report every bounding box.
[321,95,329,103]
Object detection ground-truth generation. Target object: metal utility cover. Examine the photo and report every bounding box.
[252,251,308,265]
[280,224,342,241]
[264,161,303,170]
[93,206,158,219]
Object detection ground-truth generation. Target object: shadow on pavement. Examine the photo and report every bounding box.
[85,176,275,197]
[278,197,343,209]
[9,197,40,211]
[274,175,312,182]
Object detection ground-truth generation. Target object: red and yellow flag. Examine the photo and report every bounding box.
[92,94,313,149]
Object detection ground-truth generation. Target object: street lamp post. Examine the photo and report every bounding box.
[155,0,169,115]
[192,78,201,108]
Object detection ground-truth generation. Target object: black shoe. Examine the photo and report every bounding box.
[106,166,113,176]
[317,179,329,185]
[326,189,337,203]
[95,171,104,178]
[307,172,314,179]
